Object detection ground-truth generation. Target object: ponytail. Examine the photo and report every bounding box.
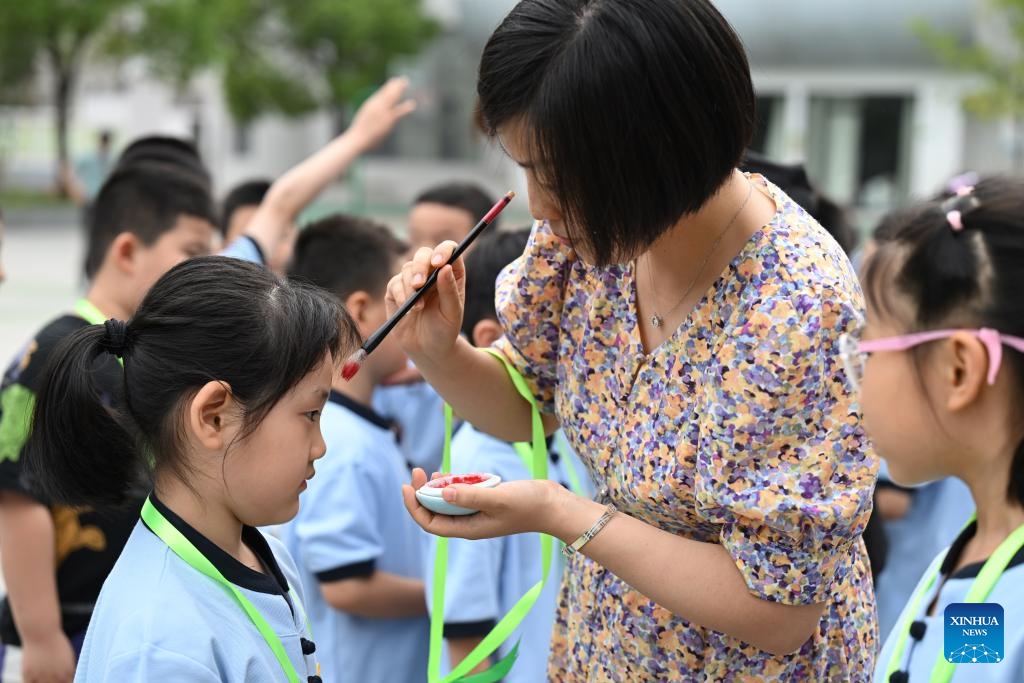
[23,324,143,507]
[899,194,985,329]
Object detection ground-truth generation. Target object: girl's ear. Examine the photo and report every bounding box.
[187,381,238,451]
[946,332,989,412]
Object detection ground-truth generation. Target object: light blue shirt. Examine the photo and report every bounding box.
[74,503,318,682]
[875,463,975,640]
[424,424,586,683]
[875,521,1024,682]
[75,154,113,200]
[373,381,449,473]
[282,392,429,683]
[219,235,265,265]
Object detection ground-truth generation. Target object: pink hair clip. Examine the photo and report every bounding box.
[955,185,975,197]
[947,210,964,232]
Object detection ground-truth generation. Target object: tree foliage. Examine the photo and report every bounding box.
[0,0,438,182]
[0,0,135,166]
[915,0,1024,119]
[112,0,439,122]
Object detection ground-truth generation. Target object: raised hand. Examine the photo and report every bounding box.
[347,77,418,152]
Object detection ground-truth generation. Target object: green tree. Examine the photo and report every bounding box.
[916,0,1024,169]
[115,0,438,124]
[0,1,133,187]
[0,0,437,190]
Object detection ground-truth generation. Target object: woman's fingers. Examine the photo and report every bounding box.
[410,468,429,488]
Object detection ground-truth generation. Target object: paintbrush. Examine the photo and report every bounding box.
[341,190,515,380]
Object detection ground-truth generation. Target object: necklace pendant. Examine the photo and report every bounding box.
[651,314,663,328]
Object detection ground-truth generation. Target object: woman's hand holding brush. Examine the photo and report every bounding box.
[343,191,513,380]
[385,241,468,367]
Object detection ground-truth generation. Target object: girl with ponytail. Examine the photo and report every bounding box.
[842,176,1024,682]
[24,255,358,682]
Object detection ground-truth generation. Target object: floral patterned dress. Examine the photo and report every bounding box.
[493,176,878,681]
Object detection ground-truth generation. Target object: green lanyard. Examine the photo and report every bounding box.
[141,498,314,683]
[428,348,553,683]
[885,513,1024,683]
[74,298,106,326]
[74,298,123,367]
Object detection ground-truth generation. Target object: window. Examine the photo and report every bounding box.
[233,121,251,156]
[806,96,912,208]
[750,95,783,158]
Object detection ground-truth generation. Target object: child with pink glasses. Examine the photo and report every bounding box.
[842,176,1024,682]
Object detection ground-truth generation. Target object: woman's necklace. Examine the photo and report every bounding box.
[645,179,753,329]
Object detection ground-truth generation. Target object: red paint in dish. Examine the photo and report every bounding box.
[428,474,489,488]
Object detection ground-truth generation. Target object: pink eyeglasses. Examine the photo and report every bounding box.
[838,328,1024,391]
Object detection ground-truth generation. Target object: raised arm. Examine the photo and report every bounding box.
[244,77,417,264]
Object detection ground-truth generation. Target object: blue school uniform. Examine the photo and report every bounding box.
[875,520,1024,682]
[373,381,450,473]
[220,234,266,265]
[74,496,319,682]
[282,392,429,683]
[424,424,588,682]
[875,462,975,640]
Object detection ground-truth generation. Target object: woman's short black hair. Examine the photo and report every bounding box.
[477,0,755,265]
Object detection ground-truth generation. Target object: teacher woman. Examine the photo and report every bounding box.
[388,0,878,680]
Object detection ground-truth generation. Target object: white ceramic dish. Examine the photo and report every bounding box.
[415,472,501,515]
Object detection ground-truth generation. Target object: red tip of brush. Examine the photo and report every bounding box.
[341,349,367,381]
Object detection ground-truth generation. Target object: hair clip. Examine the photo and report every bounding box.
[941,186,979,233]
[946,172,979,196]
[947,210,964,232]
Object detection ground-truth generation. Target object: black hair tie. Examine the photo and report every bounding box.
[100,318,130,358]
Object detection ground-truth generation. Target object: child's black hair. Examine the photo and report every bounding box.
[461,228,531,339]
[115,135,210,187]
[288,214,407,300]
[83,161,217,279]
[221,179,272,236]
[413,183,498,230]
[862,175,1024,505]
[476,0,754,266]
[24,256,359,506]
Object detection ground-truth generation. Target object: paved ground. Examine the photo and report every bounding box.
[1,217,85,367]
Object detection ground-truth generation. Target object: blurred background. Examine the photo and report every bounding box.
[1,0,1022,361]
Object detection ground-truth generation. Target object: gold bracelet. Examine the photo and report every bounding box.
[562,504,617,558]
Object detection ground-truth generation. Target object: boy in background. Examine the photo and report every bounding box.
[220,179,271,248]
[0,160,218,683]
[374,182,499,474]
[283,216,429,683]
[424,228,593,681]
